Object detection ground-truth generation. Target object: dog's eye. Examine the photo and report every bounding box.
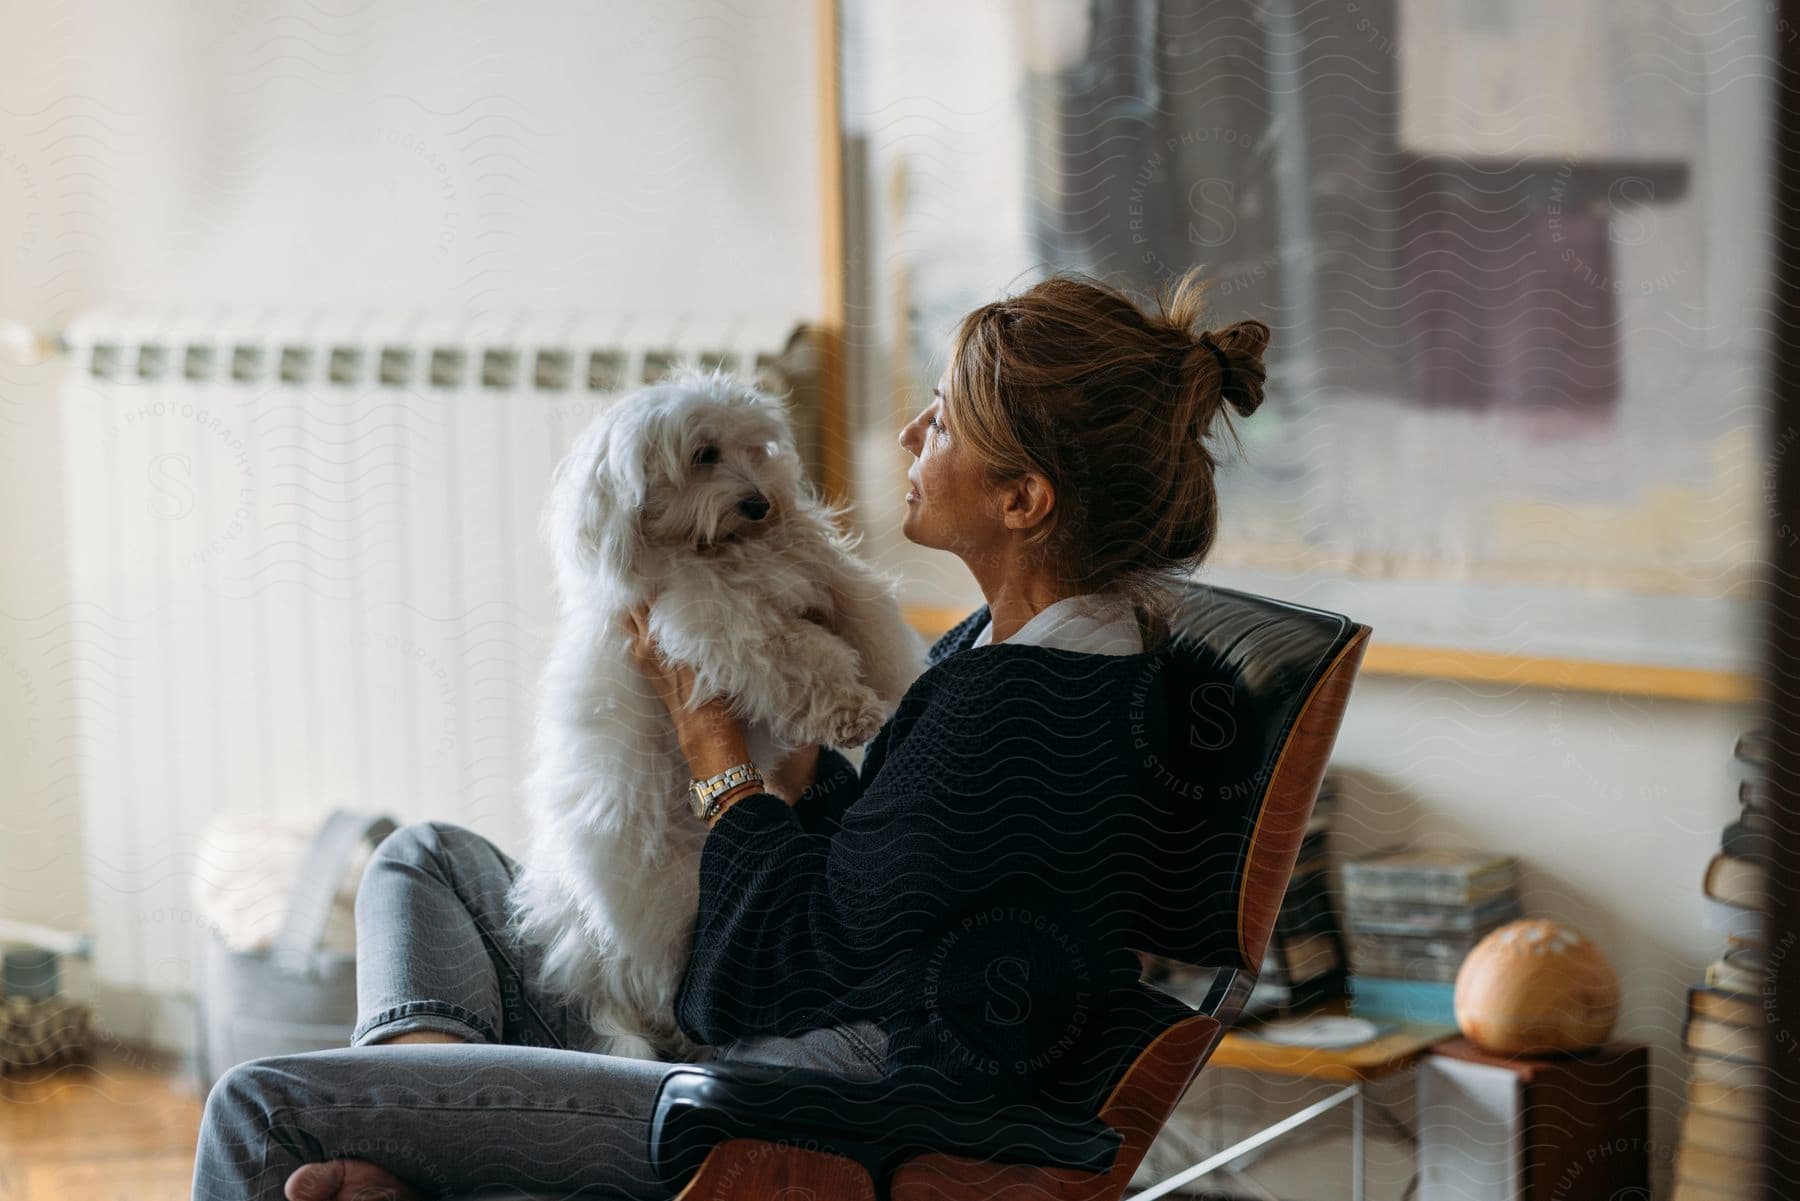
[693,445,721,466]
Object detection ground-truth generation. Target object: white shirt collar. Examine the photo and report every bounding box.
[971,592,1143,656]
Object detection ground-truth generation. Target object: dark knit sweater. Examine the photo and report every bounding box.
[674,604,1173,1106]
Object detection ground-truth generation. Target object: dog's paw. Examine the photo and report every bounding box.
[827,696,888,748]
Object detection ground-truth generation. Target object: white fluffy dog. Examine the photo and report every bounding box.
[504,369,925,1062]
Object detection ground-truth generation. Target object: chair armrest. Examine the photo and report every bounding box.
[1141,962,1259,1028]
[647,1059,1122,1196]
[1195,966,1257,1027]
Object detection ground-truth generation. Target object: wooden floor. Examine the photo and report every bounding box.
[0,1044,203,1201]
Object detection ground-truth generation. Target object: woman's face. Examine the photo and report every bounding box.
[897,363,999,561]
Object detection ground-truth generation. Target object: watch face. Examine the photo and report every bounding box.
[688,782,709,818]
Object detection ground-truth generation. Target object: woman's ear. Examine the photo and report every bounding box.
[998,471,1056,532]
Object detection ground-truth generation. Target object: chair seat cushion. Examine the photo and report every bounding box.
[647,1058,1122,1194]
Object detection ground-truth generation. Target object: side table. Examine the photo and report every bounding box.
[1132,1002,1460,1201]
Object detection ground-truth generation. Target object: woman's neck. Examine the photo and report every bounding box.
[979,577,1074,645]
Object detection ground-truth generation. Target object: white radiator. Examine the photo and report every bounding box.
[55,312,809,1018]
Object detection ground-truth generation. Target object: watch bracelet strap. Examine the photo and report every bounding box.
[694,762,765,819]
[694,762,764,799]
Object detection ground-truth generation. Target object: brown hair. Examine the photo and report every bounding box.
[946,265,1271,642]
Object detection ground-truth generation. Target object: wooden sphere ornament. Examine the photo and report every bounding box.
[1453,918,1619,1055]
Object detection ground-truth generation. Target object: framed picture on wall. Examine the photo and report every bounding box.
[837,0,1768,698]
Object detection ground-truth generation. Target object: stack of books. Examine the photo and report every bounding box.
[1341,847,1522,1024]
[1672,728,1771,1201]
[1243,771,1349,1019]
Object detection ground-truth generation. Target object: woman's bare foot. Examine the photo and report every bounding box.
[284,1157,422,1201]
[372,1030,468,1046]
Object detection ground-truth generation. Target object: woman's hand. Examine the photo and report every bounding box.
[623,601,820,809]
[285,1158,420,1201]
[623,601,701,722]
[623,601,751,780]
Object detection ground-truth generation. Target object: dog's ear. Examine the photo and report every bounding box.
[546,415,645,591]
[585,448,645,584]
[738,388,803,459]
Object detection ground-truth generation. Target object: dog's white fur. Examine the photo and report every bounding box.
[504,369,926,1061]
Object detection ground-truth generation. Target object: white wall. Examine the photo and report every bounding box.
[0,0,823,320]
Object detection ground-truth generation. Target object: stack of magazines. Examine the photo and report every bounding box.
[1342,847,1522,1023]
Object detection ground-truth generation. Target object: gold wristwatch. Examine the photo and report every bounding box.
[688,762,765,821]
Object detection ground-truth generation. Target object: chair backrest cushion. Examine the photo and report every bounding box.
[1126,582,1368,973]
[1031,583,1368,1117]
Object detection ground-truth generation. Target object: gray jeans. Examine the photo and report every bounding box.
[190,820,890,1200]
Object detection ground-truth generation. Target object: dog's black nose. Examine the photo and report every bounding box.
[737,494,770,521]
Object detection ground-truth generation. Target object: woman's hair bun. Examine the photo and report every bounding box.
[1159,267,1272,437]
[1187,327,1269,421]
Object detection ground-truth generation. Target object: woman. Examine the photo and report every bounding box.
[189,266,1268,1201]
